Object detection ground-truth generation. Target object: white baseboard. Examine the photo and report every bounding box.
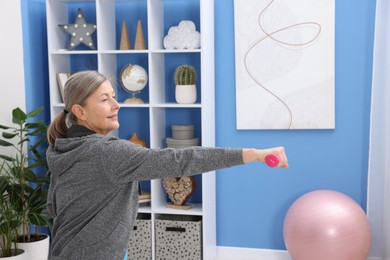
[216,246,388,260]
[216,247,290,260]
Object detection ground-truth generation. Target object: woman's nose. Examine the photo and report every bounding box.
[113,98,120,110]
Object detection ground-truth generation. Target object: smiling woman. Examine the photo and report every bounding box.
[45,70,288,259]
[71,79,120,135]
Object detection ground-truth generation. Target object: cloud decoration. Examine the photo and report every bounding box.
[163,20,201,50]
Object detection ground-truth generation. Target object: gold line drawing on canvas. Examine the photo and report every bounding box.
[235,0,335,129]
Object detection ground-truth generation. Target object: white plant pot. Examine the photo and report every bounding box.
[0,249,29,259]
[17,234,49,260]
[175,84,197,104]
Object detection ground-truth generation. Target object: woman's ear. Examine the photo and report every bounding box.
[71,104,87,121]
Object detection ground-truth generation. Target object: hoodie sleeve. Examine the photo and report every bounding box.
[100,137,244,184]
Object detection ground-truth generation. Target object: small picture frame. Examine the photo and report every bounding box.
[56,73,71,102]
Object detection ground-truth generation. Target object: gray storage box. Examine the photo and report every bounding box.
[172,124,194,140]
[128,217,152,260]
[155,216,202,260]
[166,137,199,148]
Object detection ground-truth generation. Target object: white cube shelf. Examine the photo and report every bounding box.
[46,0,215,259]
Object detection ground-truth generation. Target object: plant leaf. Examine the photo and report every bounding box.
[12,107,27,124]
[25,122,44,129]
[29,135,47,151]
[0,139,14,147]
[2,132,17,139]
[27,107,44,118]
[33,176,50,185]
[27,128,46,137]
[0,154,14,161]
[0,176,10,193]
[28,213,48,227]
[0,124,10,129]
[24,169,36,182]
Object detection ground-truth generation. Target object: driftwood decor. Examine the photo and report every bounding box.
[163,176,196,210]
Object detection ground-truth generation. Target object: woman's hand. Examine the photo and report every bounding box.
[242,146,288,168]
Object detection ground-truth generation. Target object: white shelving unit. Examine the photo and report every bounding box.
[46,0,215,259]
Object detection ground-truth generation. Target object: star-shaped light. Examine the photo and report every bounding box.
[59,8,97,50]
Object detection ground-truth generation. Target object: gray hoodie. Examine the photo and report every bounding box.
[46,126,243,259]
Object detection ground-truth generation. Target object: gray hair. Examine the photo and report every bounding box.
[47,70,112,145]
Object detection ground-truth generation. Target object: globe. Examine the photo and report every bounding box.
[120,64,148,104]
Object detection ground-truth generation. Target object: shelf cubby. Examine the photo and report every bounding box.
[47,0,215,258]
[118,107,150,142]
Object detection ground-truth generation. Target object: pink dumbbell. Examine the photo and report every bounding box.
[265,154,280,168]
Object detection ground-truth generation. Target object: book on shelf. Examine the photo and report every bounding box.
[139,193,151,207]
[56,73,71,102]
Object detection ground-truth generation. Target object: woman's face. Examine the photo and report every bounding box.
[76,80,120,135]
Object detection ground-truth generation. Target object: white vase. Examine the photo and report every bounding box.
[17,234,49,260]
[0,249,29,260]
[175,84,197,104]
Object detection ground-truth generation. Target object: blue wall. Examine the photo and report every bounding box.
[22,0,376,250]
[215,0,376,249]
[21,0,49,121]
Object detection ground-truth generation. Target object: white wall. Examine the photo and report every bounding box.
[0,0,26,155]
[368,0,390,258]
[0,0,26,116]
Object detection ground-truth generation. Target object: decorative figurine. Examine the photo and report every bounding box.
[58,8,97,50]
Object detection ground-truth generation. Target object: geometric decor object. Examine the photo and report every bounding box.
[234,0,335,129]
[58,8,97,50]
[119,20,131,50]
[134,20,146,50]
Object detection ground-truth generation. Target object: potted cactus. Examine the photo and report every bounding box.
[174,65,197,104]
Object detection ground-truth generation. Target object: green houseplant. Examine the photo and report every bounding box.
[0,162,26,258]
[174,65,197,104]
[0,107,50,258]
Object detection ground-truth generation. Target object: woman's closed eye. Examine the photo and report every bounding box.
[101,95,116,102]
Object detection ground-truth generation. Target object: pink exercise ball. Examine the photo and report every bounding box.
[283,190,371,260]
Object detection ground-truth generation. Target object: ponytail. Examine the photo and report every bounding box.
[47,110,68,146]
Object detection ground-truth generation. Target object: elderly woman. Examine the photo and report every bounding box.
[46,70,288,260]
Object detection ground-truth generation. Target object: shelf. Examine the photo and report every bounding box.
[46,0,215,258]
[51,0,95,2]
[151,49,201,54]
[52,103,65,107]
[119,103,150,108]
[153,203,203,216]
[51,50,98,55]
[100,50,148,54]
[138,206,152,214]
[152,103,201,108]
[119,103,202,108]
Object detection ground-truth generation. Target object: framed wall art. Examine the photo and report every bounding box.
[234,0,335,129]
